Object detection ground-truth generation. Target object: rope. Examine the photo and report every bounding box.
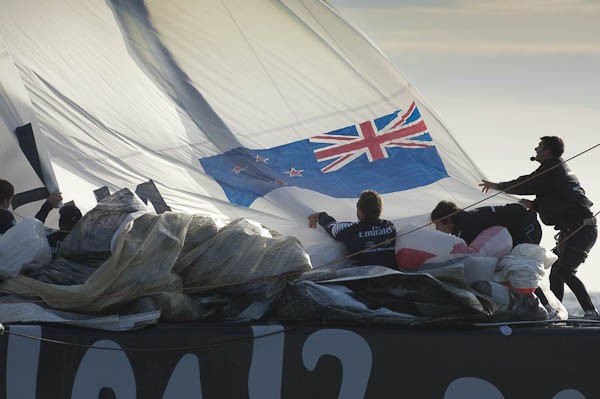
[552,210,600,251]
[1,146,598,308]
[0,145,597,353]
[325,142,600,266]
[2,321,318,353]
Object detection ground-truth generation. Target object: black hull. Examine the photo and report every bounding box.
[0,322,597,398]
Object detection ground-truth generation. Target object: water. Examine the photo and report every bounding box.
[562,291,600,316]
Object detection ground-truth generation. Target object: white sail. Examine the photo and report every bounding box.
[0,0,512,263]
[0,38,58,221]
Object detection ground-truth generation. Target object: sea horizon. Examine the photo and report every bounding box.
[563,291,600,316]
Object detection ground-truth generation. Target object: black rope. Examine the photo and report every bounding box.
[3,321,318,353]
[551,210,600,251]
[316,142,600,268]
[2,146,598,312]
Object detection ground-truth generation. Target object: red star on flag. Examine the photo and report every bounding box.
[255,154,269,163]
[285,167,303,177]
[232,165,246,175]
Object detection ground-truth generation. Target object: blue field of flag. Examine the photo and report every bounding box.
[200,103,448,207]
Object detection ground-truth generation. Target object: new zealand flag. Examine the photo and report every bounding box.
[200,102,448,207]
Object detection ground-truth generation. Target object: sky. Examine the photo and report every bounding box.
[333,0,600,292]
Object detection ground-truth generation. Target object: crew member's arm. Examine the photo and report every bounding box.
[480,176,539,194]
[485,160,557,196]
[479,180,499,194]
[307,212,351,240]
[496,172,540,195]
[34,192,62,223]
[308,212,336,229]
[308,212,323,228]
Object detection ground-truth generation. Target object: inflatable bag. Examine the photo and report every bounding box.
[395,224,513,269]
[0,217,51,278]
[395,224,466,269]
[453,226,513,259]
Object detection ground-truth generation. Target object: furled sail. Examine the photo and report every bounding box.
[0,0,512,264]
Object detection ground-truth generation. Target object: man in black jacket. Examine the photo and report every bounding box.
[430,200,542,247]
[308,190,397,269]
[0,178,80,258]
[45,204,82,259]
[0,179,16,234]
[480,136,598,318]
[1,179,63,235]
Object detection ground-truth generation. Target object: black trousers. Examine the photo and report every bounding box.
[548,224,598,311]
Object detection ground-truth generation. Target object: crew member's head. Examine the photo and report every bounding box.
[430,200,460,234]
[0,179,14,209]
[58,204,83,231]
[356,190,383,221]
[535,136,564,162]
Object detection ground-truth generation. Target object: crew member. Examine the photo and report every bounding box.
[480,136,598,318]
[308,190,397,268]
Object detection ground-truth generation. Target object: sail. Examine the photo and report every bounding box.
[0,0,512,263]
[0,38,58,221]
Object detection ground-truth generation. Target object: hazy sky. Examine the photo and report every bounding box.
[333,0,600,292]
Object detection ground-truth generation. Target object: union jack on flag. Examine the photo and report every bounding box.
[310,102,432,173]
[200,101,447,207]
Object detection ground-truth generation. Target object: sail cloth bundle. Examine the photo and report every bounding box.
[0,189,312,320]
[275,265,486,323]
[496,243,556,294]
[395,223,514,268]
[0,217,51,278]
[394,223,550,294]
[57,188,155,259]
[0,188,553,327]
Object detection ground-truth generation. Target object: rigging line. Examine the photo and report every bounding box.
[7,144,599,302]
[551,210,600,251]
[3,321,317,353]
[464,142,600,212]
[309,142,600,269]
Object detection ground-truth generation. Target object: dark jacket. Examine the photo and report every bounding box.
[0,208,16,234]
[452,204,541,246]
[35,201,71,259]
[317,212,397,268]
[47,230,69,259]
[0,201,54,235]
[497,158,593,229]
[34,200,54,224]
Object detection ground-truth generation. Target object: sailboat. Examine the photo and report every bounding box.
[1,1,599,397]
